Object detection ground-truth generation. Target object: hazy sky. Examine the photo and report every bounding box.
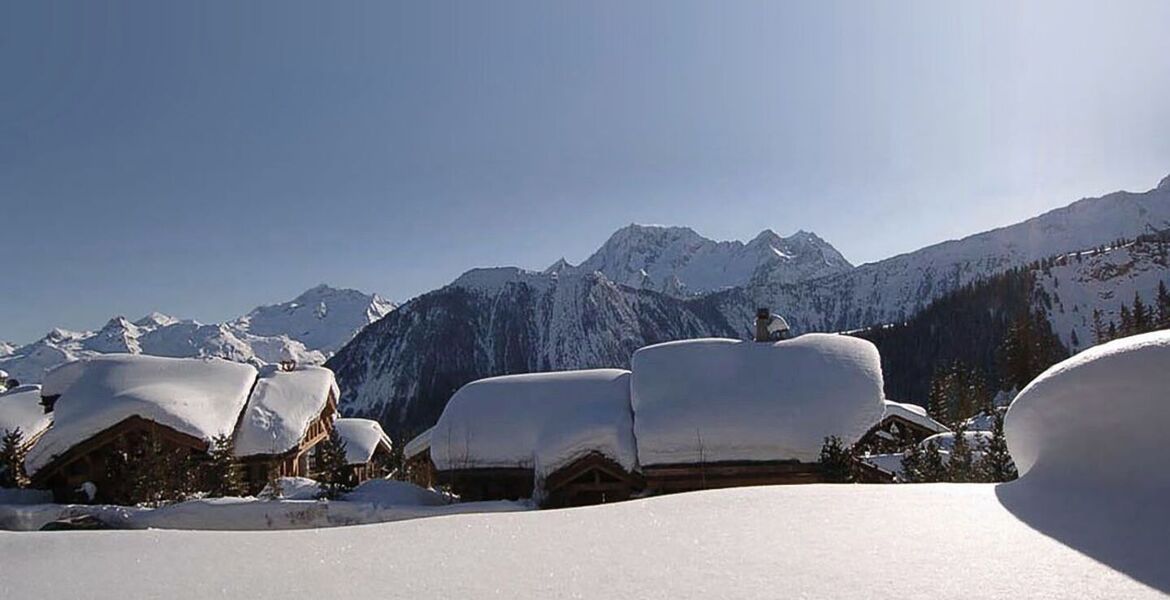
[3,1,1170,342]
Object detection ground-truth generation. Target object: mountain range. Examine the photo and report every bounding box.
[0,285,394,385]
[328,174,1170,439]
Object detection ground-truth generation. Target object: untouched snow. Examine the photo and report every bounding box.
[1006,330,1170,488]
[431,369,637,479]
[25,355,257,475]
[631,335,884,465]
[1,484,1164,598]
[234,366,339,457]
[0,385,52,440]
[333,418,392,465]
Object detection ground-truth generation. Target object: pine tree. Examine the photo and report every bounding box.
[926,367,952,426]
[899,443,925,483]
[1107,321,1117,341]
[1132,293,1151,334]
[977,410,1017,483]
[204,433,244,497]
[1157,281,1170,329]
[920,441,948,483]
[947,422,976,483]
[1069,328,1079,351]
[315,428,352,499]
[1092,309,1107,344]
[1119,304,1133,336]
[0,428,28,488]
[819,436,853,483]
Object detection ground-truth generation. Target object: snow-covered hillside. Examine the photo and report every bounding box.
[1037,241,1168,352]
[567,225,852,296]
[0,285,392,384]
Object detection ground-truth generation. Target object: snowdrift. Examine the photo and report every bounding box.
[26,355,257,475]
[234,365,339,457]
[430,369,637,479]
[1005,330,1170,488]
[631,334,885,465]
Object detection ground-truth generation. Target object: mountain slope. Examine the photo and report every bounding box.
[326,269,737,438]
[0,285,393,384]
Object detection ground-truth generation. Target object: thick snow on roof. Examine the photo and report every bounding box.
[920,430,993,453]
[881,400,949,434]
[3,484,1165,598]
[631,334,884,465]
[403,426,433,460]
[431,369,637,478]
[333,418,392,465]
[1006,330,1170,489]
[0,385,51,441]
[25,355,257,475]
[233,366,338,457]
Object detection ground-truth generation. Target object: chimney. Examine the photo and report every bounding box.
[279,359,297,372]
[755,308,771,342]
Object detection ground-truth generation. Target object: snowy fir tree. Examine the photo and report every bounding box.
[819,436,853,483]
[315,428,352,499]
[977,410,1017,483]
[204,433,244,497]
[899,442,926,483]
[1157,280,1170,329]
[946,421,976,483]
[0,428,28,488]
[920,441,947,483]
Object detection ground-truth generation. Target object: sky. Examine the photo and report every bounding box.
[2,1,1170,343]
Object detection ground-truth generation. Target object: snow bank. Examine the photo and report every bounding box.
[0,385,52,440]
[25,355,258,475]
[1,485,1163,598]
[333,418,392,465]
[343,479,448,507]
[234,365,338,457]
[431,369,637,479]
[881,400,949,433]
[1005,330,1170,488]
[631,335,885,465]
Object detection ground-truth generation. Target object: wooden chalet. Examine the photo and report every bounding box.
[856,400,950,455]
[403,427,437,488]
[333,418,394,486]
[236,397,337,494]
[542,452,643,508]
[641,460,825,495]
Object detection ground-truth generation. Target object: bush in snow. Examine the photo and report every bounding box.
[819,436,854,483]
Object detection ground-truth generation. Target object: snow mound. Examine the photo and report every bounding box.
[343,479,448,507]
[631,334,885,465]
[333,418,392,465]
[0,384,52,440]
[431,369,637,479]
[25,355,258,475]
[260,477,323,500]
[234,366,338,457]
[1005,330,1170,488]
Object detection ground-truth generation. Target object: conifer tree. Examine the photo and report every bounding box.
[0,428,28,488]
[204,433,244,497]
[947,422,976,483]
[1132,293,1151,333]
[926,368,952,425]
[899,442,925,483]
[1092,309,1107,344]
[315,428,352,499]
[1157,281,1170,329]
[977,410,1017,483]
[1119,304,1133,336]
[920,441,947,483]
[819,436,853,483]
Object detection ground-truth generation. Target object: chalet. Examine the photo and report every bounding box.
[24,354,340,503]
[333,418,394,485]
[403,426,436,488]
[0,385,53,448]
[430,369,639,506]
[631,333,885,494]
[855,400,950,455]
[232,364,340,494]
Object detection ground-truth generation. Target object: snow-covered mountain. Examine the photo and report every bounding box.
[566,225,852,296]
[327,269,737,437]
[0,285,394,385]
[330,175,1170,438]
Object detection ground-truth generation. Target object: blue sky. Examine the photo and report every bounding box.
[3,1,1170,343]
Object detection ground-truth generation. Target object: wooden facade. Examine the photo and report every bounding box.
[31,416,210,504]
[437,467,534,502]
[344,438,393,486]
[542,453,642,508]
[238,391,338,494]
[642,460,826,495]
[404,452,437,488]
[857,413,944,455]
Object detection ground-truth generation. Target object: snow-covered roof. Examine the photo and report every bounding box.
[920,430,993,453]
[0,385,52,442]
[25,355,258,475]
[233,365,339,457]
[333,418,392,465]
[1006,330,1170,488]
[404,426,433,460]
[431,369,637,479]
[881,400,949,434]
[631,334,885,465]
